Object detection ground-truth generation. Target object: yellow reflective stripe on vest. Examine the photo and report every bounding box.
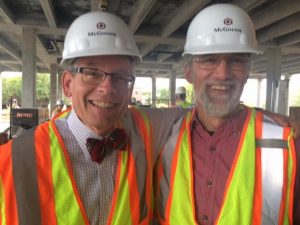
[169,111,196,225]
[158,110,196,224]
[217,109,256,224]
[177,101,192,109]
[49,123,86,225]
[261,114,285,225]
[0,177,6,225]
[110,152,133,225]
[109,108,152,225]
[158,108,295,225]
[283,133,296,225]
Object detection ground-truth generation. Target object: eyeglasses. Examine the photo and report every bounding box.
[70,67,135,88]
[192,54,250,71]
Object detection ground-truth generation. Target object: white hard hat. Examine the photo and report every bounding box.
[56,99,64,106]
[183,4,260,56]
[61,11,141,65]
[175,86,186,94]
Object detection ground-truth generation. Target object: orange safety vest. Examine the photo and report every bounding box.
[0,107,153,225]
[155,107,296,225]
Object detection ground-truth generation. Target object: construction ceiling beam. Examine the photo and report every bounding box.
[38,0,57,27]
[232,0,268,12]
[281,46,300,54]
[0,62,20,72]
[36,37,57,69]
[0,58,46,68]
[252,0,300,30]
[161,0,210,38]
[129,0,157,33]
[140,0,211,58]
[137,62,172,71]
[256,13,300,43]
[0,22,66,36]
[275,30,300,46]
[106,0,120,13]
[0,38,21,62]
[135,34,184,45]
[0,0,14,23]
[91,0,105,11]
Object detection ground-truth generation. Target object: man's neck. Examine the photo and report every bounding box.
[195,105,242,133]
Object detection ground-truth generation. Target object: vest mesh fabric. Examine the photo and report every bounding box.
[55,118,118,225]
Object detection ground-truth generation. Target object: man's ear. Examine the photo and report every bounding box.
[184,64,193,84]
[62,70,72,97]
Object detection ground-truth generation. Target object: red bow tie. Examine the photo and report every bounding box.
[86,128,127,164]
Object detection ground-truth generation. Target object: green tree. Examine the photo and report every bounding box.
[2,73,50,107]
[157,88,170,107]
[142,91,151,105]
[158,88,169,100]
[292,93,300,106]
[2,76,21,106]
[36,73,50,107]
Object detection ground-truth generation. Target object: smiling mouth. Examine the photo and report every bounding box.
[91,100,115,108]
[209,84,231,91]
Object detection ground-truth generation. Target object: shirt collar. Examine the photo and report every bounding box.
[191,107,248,137]
[67,109,103,151]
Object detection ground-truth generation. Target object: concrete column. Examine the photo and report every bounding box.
[151,77,156,108]
[266,47,281,112]
[22,27,36,108]
[57,72,63,100]
[50,64,57,114]
[169,70,176,107]
[275,75,289,115]
[256,79,261,107]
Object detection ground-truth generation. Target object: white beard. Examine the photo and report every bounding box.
[194,79,244,117]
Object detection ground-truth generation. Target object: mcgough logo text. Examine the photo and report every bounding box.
[88,31,116,37]
[214,27,242,32]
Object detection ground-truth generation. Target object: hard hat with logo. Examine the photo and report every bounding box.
[61,11,141,65]
[183,4,260,56]
[175,86,187,95]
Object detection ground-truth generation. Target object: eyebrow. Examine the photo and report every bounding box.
[74,65,132,75]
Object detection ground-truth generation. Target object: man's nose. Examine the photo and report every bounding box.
[213,59,231,80]
[96,75,115,91]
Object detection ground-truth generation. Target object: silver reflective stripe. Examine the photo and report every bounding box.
[158,116,184,220]
[12,128,42,225]
[256,139,288,149]
[123,110,148,222]
[261,115,284,225]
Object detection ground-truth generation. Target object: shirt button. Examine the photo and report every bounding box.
[207,180,212,187]
[202,215,208,222]
[210,146,216,151]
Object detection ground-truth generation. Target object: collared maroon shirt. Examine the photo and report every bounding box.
[191,109,300,224]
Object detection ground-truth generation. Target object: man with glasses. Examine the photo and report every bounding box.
[0,6,298,225]
[155,4,300,224]
[0,11,157,225]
